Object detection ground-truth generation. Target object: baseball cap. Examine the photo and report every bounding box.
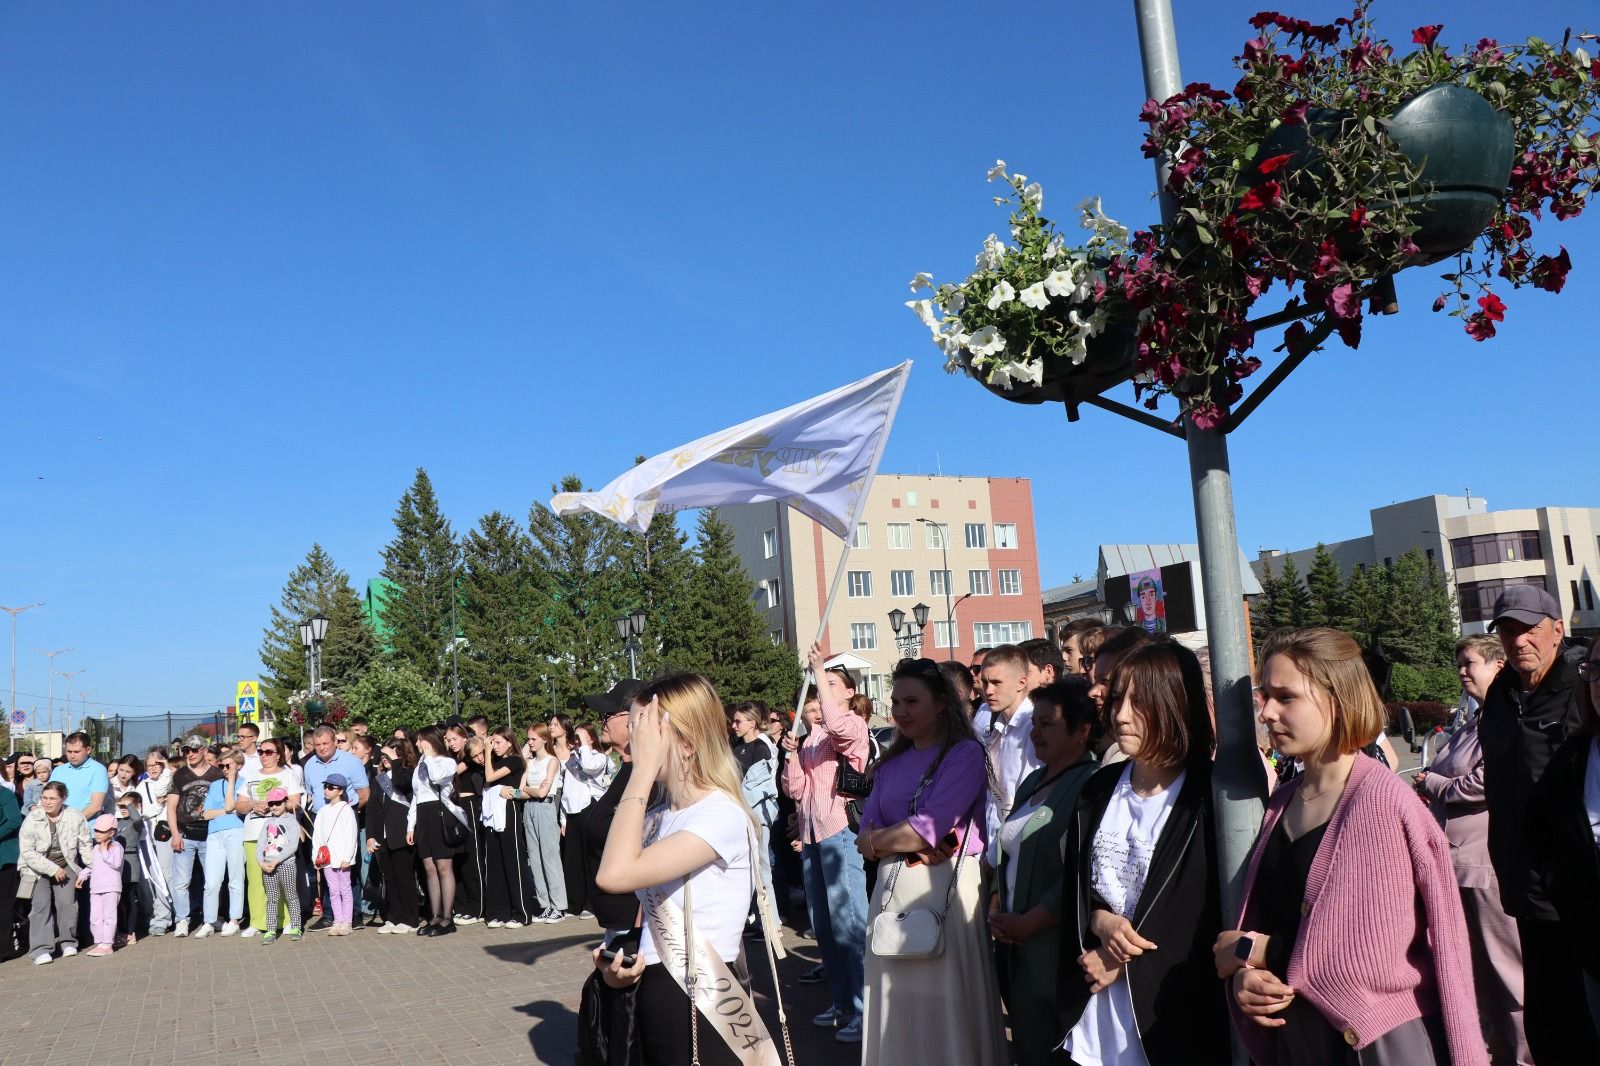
[584,679,646,719]
[264,787,289,803]
[93,814,117,832]
[182,736,208,751]
[1488,585,1562,630]
[322,773,348,790]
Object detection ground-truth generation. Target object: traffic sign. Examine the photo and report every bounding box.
[8,709,25,727]
[236,681,259,723]
[237,696,257,715]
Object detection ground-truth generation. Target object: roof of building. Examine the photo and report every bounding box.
[1099,544,1264,595]
[1042,578,1097,606]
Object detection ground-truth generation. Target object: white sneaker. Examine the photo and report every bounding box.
[193,924,214,939]
[454,914,482,925]
[486,919,506,929]
[240,926,259,938]
[389,923,416,935]
[32,953,52,965]
[60,944,78,958]
[220,920,240,937]
[173,921,190,938]
[379,922,395,933]
[577,910,594,919]
[544,910,567,925]
[504,919,524,929]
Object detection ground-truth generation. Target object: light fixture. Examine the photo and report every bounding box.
[614,615,632,642]
[298,621,313,649]
[1121,602,1139,625]
[309,614,330,643]
[1096,606,1115,626]
[630,608,647,636]
[887,607,906,634]
[912,602,931,629]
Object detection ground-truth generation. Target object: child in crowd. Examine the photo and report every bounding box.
[81,814,124,957]
[258,788,302,944]
[311,775,359,936]
[115,794,146,947]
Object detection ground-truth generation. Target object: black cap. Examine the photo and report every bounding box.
[1488,585,1562,630]
[583,679,646,719]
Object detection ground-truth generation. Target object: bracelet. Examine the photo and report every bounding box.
[619,796,649,809]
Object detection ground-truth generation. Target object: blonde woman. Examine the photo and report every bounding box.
[596,674,778,1066]
[513,725,566,923]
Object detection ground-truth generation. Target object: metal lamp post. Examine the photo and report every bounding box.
[297,620,314,695]
[614,608,647,678]
[888,602,932,658]
[309,614,329,695]
[58,668,84,734]
[1,604,43,732]
[915,517,955,649]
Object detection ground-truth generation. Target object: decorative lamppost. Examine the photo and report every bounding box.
[915,517,955,649]
[614,608,647,678]
[888,602,932,658]
[300,615,330,724]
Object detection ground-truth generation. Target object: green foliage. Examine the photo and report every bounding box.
[458,511,541,726]
[1304,544,1345,628]
[380,469,461,692]
[1389,662,1426,703]
[343,661,450,737]
[259,545,379,716]
[616,504,698,678]
[1418,664,1463,705]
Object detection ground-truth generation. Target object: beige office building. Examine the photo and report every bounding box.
[722,475,1045,707]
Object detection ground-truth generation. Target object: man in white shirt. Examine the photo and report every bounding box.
[235,722,263,778]
[970,647,994,737]
[979,644,1041,863]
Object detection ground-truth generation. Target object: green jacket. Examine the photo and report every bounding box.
[0,786,19,868]
[995,755,1098,993]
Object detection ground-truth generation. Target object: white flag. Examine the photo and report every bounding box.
[551,361,911,537]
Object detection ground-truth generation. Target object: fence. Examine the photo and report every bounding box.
[81,711,237,760]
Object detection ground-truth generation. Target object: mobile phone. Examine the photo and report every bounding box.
[600,948,639,968]
[906,831,960,866]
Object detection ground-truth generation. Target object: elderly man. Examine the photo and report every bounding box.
[1478,584,1593,1063]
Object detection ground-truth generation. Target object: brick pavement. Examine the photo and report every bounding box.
[0,918,862,1065]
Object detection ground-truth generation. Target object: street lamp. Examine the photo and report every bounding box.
[1096,605,1115,626]
[1,604,43,735]
[614,610,647,677]
[1121,602,1139,625]
[888,602,932,657]
[915,518,955,651]
[300,616,328,696]
[57,668,84,734]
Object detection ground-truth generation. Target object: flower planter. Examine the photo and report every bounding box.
[961,319,1137,410]
[1253,85,1514,266]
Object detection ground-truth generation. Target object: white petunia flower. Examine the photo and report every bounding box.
[1022,182,1043,209]
[1043,265,1080,298]
[976,233,1006,271]
[908,272,934,293]
[986,159,1008,182]
[1019,281,1049,310]
[1044,234,1065,260]
[946,291,966,313]
[986,279,1016,310]
[967,325,1006,357]
[987,358,1042,389]
[906,299,939,332]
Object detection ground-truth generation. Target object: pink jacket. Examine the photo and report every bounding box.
[87,841,124,893]
[781,685,868,845]
[1420,713,1496,889]
[1234,754,1485,1066]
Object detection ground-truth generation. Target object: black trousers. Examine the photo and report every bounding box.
[563,806,591,915]
[1518,916,1598,1064]
[635,964,742,1066]
[453,797,485,919]
[0,865,19,960]
[483,823,531,923]
[380,845,420,928]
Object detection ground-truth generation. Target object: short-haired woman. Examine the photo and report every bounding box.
[197,752,247,937]
[516,725,566,924]
[1061,640,1226,1065]
[856,657,1005,1065]
[479,726,531,928]
[1218,627,1484,1066]
[988,678,1100,1066]
[410,726,468,937]
[595,674,776,1066]
[20,781,92,964]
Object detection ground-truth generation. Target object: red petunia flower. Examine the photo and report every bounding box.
[1529,248,1571,293]
[1412,25,1443,49]
[1256,153,1294,175]
[1238,180,1282,212]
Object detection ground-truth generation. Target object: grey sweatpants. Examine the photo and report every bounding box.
[29,876,78,956]
[262,857,302,932]
[522,799,566,913]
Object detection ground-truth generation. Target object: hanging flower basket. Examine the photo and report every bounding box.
[958,319,1137,409]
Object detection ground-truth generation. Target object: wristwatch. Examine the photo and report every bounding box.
[1233,934,1258,968]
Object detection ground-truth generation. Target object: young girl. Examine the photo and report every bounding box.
[479,727,530,928]
[114,793,146,947]
[258,788,302,943]
[596,674,779,1066]
[514,725,565,923]
[410,726,467,937]
[81,814,124,957]
[311,774,359,936]
[21,757,52,816]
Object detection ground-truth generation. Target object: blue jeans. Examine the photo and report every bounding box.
[802,828,866,1016]
[169,836,209,925]
[203,827,245,926]
[357,828,374,916]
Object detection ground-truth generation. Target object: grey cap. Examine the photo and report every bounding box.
[1488,584,1561,630]
[181,735,208,751]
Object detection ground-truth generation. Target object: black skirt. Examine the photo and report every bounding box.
[412,801,461,860]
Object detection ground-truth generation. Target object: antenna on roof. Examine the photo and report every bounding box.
[936,452,943,476]
[1465,485,1472,510]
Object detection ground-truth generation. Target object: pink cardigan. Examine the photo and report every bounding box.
[1233,754,1485,1066]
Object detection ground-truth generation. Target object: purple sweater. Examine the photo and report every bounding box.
[1234,754,1485,1066]
[87,841,124,893]
[861,739,986,856]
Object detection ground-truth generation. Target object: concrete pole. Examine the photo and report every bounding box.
[1132,0,1266,930]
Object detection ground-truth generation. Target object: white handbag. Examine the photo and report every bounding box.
[867,749,977,960]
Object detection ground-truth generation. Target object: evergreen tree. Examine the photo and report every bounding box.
[616,507,698,677]
[679,510,802,707]
[1338,563,1387,650]
[259,545,378,715]
[458,510,541,725]
[1277,555,1312,629]
[1377,549,1458,669]
[1304,544,1345,628]
[380,469,460,692]
[1252,557,1285,659]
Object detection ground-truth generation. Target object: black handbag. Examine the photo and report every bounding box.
[420,762,470,849]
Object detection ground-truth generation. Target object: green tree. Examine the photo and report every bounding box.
[259,545,378,715]
[1338,563,1386,648]
[679,510,802,707]
[458,510,541,725]
[1304,544,1345,628]
[344,661,450,737]
[380,469,460,692]
[617,506,698,677]
[1376,549,1458,670]
[1252,557,1285,659]
[1277,555,1312,629]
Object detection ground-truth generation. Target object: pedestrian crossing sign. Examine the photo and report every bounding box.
[238,696,257,715]
[236,681,259,722]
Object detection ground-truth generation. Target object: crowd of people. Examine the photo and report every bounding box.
[2,581,1597,1066]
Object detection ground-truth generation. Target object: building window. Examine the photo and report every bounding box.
[764,579,782,608]
[851,523,870,549]
[887,522,912,549]
[1564,534,1575,565]
[974,621,1032,646]
[968,569,992,596]
[1586,580,1596,611]
[769,630,783,645]
[1450,531,1544,569]
[1458,575,1547,624]
[847,571,873,598]
[905,491,918,507]
[994,523,1018,549]
[762,529,777,559]
[1573,580,1582,612]
[933,621,955,649]
[998,569,1022,595]
[850,622,877,651]
[964,523,987,549]
[930,569,952,597]
[890,570,915,597]
[924,522,948,550]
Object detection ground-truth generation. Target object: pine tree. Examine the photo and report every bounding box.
[1338,563,1386,648]
[458,511,541,725]
[1378,549,1458,670]
[679,510,802,707]
[379,469,460,693]
[259,545,378,715]
[616,508,698,677]
[1252,557,1285,659]
[1304,544,1345,628]
[1277,555,1312,629]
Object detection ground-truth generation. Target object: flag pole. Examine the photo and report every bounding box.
[793,536,857,722]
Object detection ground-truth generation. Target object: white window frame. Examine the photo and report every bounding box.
[964,523,987,549]
[847,571,873,598]
[994,523,1018,549]
[998,569,1022,596]
[973,620,1032,646]
[762,528,777,559]
[930,569,952,597]
[923,522,949,550]
[890,569,916,597]
[933,620,955,649]
[850,622,878,651]
[851,523,870,549]
[764,579,782,608]
[887,522,912,549]
[968,569,992,596]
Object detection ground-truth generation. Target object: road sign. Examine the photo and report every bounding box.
[237,696,257,715]
[236,681,259,723]
[8,709,25,727]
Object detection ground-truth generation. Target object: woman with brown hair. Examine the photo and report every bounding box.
[515,724,566,923]
[1061,639,1226,1065]
[479,726,531,928]
[375,736,421,933]
[1218,627,1483,1066]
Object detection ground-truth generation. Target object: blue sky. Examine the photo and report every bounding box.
[2,1,1593,716]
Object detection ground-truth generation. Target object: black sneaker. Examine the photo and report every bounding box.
[798,965,827,984]
[307,917,335,932]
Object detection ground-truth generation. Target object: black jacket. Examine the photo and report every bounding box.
[1058,759,1228,1066]
[1480,650,1583,920]
[1527,729,1600,976]
[376,766,414,849]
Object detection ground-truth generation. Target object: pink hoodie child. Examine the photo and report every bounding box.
[79,814,124,956]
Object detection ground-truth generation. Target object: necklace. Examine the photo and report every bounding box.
[1295,779,1343,803]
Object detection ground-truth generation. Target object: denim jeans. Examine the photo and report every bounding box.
[202,827,245,926]
[357,828,374,916]
[801,827,866,1016]
[168,836,209,925]
[147,837,174,933]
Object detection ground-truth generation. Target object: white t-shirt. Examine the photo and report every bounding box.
[637,791,754,967]
[237,765,305,843]
[1063,763,1187,1066]
[999,787,1051,908]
